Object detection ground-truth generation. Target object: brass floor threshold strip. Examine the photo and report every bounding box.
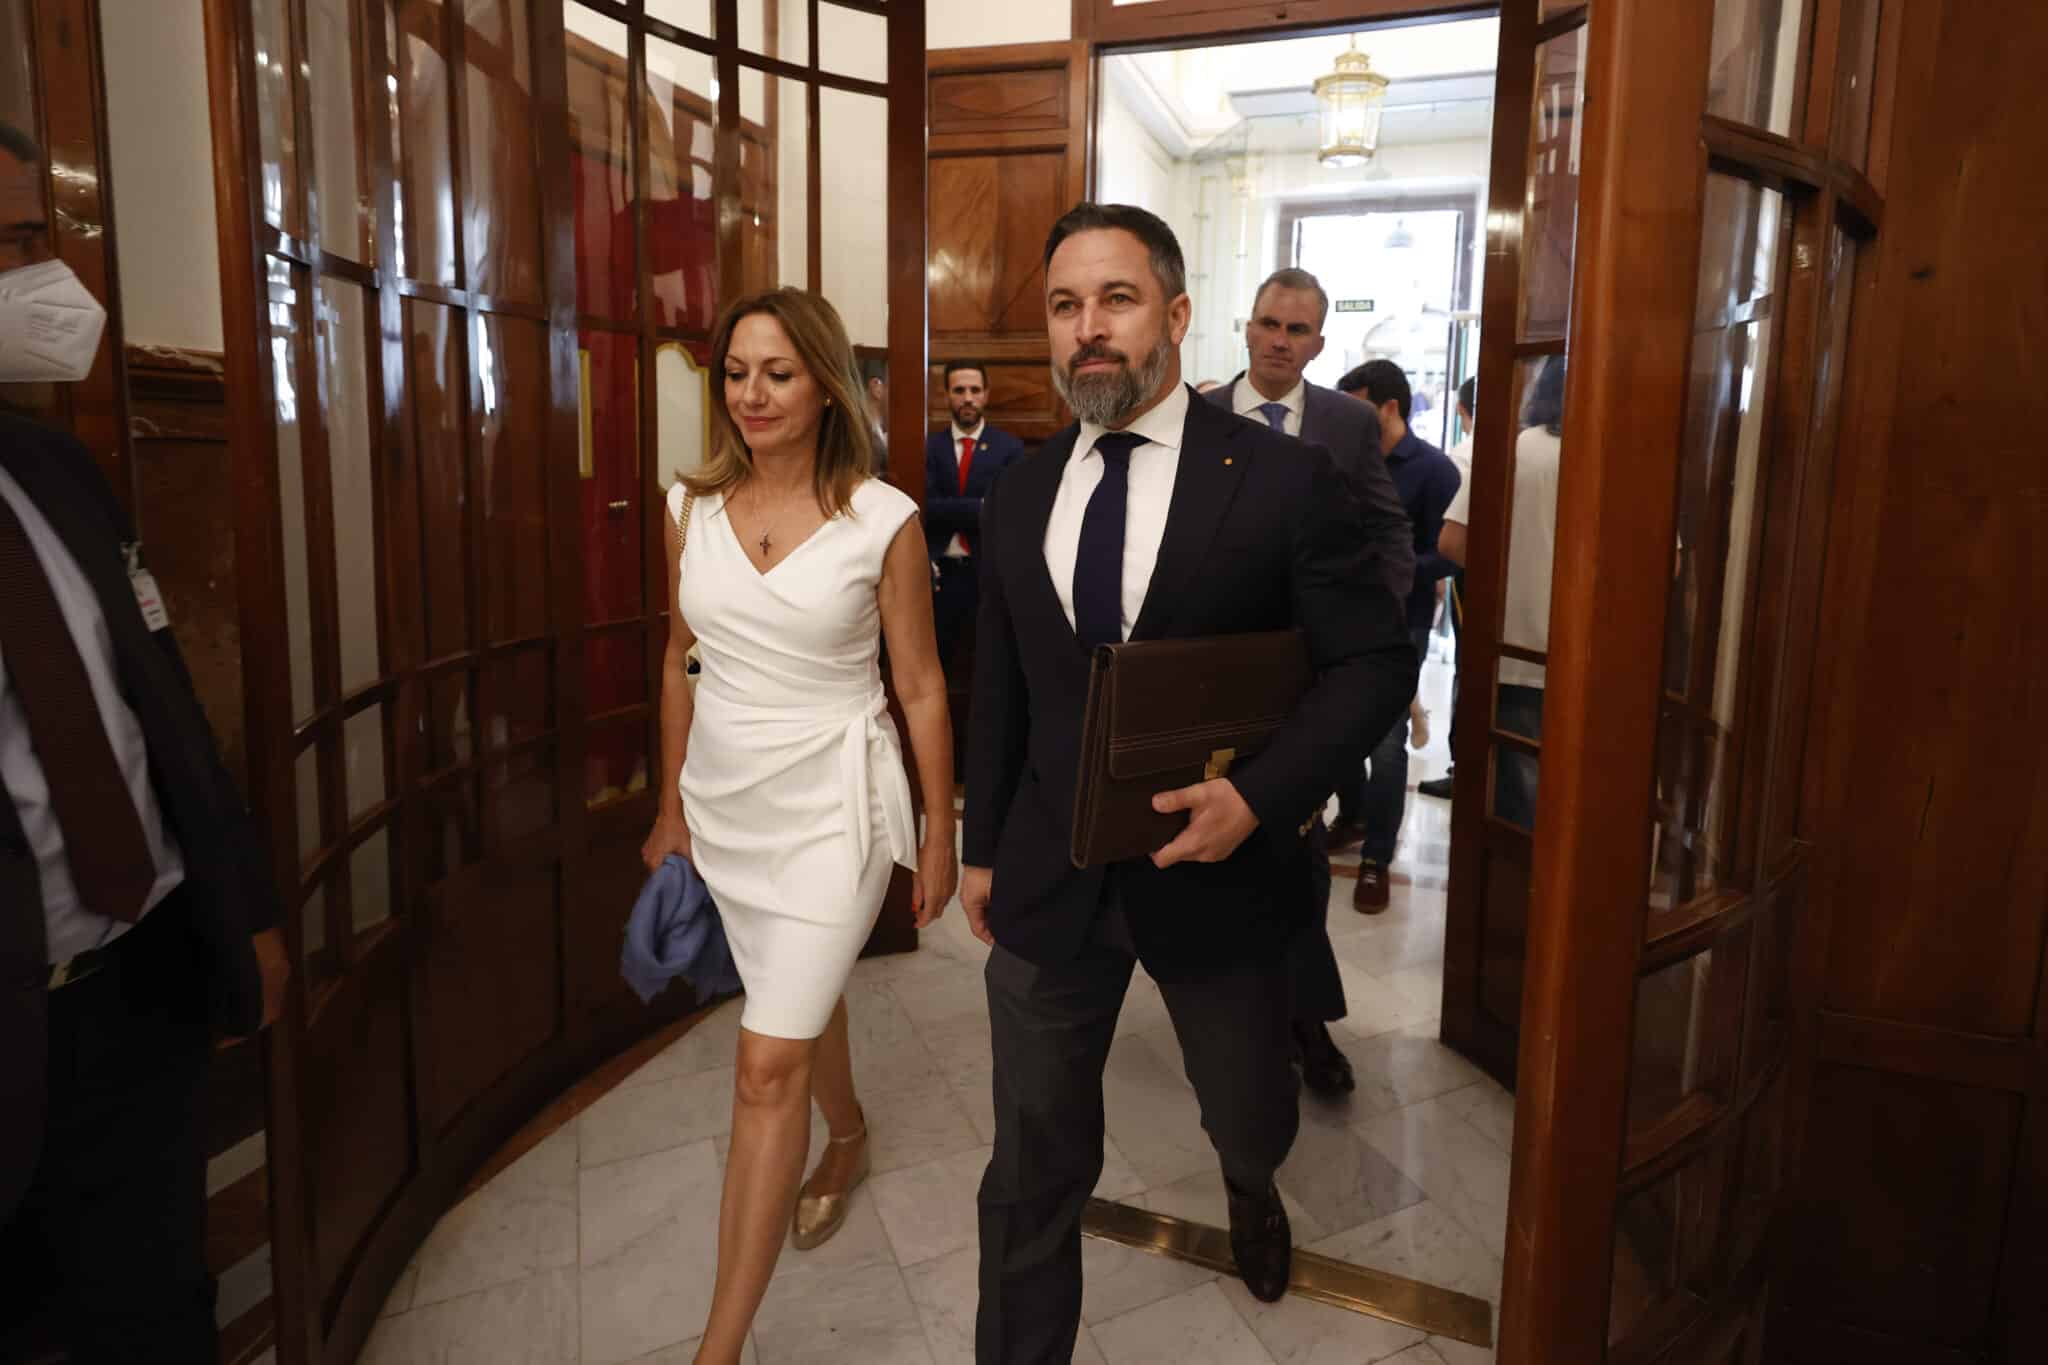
[1081,1197,1495,1348]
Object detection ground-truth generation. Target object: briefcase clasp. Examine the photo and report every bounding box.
[1204,747,1237,782]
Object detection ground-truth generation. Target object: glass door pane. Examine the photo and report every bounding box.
[819,87,888,347]
[1651,175,1786,912]
[391,0,458,285]
[1706,0,1807,135]
[308,0,372,259]
[462,0,544,301]
[565,4,635,319]
[644,37,717,329]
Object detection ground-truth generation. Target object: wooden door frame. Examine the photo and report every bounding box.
[1494,2,1716,1350]
[1436,0,1545,1090]
[1076,0,1495,47]
[13,0,135,506]
[1491,0,1898,1357]
[201,2,930,1360]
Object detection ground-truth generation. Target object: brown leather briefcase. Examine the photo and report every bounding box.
[1070,629,1313,868]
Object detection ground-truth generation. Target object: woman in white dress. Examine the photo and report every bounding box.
[639,290,957,1365]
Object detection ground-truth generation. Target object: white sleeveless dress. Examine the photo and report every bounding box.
[667,478,920,1039]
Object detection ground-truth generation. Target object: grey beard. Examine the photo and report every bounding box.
[1052,335,1175,428]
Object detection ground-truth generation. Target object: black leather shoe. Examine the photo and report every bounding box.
[1226,1180,1293,1303]
[1326,814,1366,850]
[1293,1021,1357,1097]
[1418,771,1456,800]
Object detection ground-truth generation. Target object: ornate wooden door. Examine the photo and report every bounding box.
[203,0,586,1353]
[1438,1,1897,1359]
[202,0,927,1358]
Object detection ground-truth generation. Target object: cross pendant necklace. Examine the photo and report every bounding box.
[758,531,772,558]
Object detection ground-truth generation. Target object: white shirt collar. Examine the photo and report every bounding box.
[1077,381,1191,462]
[1231,375,1306,421]
[950,421,985,443]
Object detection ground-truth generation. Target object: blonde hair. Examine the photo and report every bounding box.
[682,289,876,519]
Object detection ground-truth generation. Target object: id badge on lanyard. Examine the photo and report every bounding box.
[122,540,171,632]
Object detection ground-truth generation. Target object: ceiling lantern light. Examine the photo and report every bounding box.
[1315,39,1390,168]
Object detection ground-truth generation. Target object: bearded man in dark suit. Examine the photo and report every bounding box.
[961,204,1416,1363]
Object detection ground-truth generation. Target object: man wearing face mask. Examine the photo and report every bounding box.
[0,121,288,1363]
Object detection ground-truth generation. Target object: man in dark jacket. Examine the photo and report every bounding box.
[1333,360,1463,911]
[964,205,1416,1361]
[1203,267,1417,1099]
[925,361,1026,675]
[0,122,287,1364]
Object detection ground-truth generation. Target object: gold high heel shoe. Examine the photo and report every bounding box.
[791,1120,870,1251]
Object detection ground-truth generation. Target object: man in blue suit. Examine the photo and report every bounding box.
[926,361,1025,675]
[1204,267,1416,1101]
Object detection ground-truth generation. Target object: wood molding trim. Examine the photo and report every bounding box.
[1494,0,1717,1354]
[1815,1011,2042,1098]
[1086,0,1492,47]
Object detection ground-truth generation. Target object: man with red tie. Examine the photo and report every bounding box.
[924,361,1025,676]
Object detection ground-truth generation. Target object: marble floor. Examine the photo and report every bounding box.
[362,634,1512,1365]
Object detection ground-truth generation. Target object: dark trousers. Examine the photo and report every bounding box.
[1446,572,1463,753]
[975,897,1298,1365]
[1291,818,1346,1023]
[1494,684,1546,829]
[0,890,216,1364]
[934,556,978,675]
[1349,626,1434,865]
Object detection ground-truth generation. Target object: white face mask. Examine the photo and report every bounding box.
[0,260,108,384]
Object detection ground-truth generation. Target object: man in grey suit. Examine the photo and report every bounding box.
[1204,267,1415,1098]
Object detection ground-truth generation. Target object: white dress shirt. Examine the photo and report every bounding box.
[1043,382,1190,641]
[942,420,985,558]
[0,466,186,963]
[1500,427,1561,688]
[1231,375,1306,439]
[1444,435,1476,524]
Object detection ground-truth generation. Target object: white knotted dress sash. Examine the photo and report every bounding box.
[684,676,916,902]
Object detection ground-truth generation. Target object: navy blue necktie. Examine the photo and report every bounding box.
[1072,432,1147,649]
[1257,401,1290,433]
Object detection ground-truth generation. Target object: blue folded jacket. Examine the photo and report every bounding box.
[620,854,743,1004]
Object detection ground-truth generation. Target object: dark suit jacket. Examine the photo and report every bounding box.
[1206,375,1415,603]
[924,424,1025,559]
[963,389,1417,982]
[1,413,280,1214]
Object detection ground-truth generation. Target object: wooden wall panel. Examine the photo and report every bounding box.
[930,65,1070,135]
[1784,1066,2021,1350]
[929,158,1003,335]
[926,41,1090,444]
[301,965,411,1314]
[418,868,563,1136]
[1775,0,2048,1360]
[127,347,248,781]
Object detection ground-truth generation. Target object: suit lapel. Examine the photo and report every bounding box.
[0,444,143,663]
[1299,385,1328,448]
[1130,398,1252,642]
[1009,427,1079,647]
[1203,374,1244,416]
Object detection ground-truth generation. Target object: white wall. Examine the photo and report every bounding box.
[1181,136,1492,385]
[927,0,1070,50]
[1096,77,1176,221]
[100,0,224,353]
